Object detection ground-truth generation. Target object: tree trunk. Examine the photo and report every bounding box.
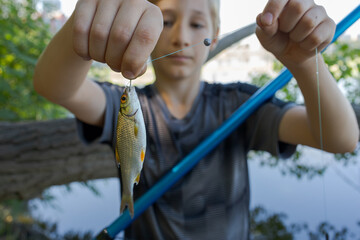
[0,118,117,201]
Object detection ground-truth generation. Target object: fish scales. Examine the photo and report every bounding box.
[116,86,146,218]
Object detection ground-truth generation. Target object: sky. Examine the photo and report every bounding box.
[59,0,360,38]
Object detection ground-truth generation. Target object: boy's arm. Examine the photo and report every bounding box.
[278,56,359,153]
[33,0,163,127]
[256,0,359,153]
[34,14,106,126]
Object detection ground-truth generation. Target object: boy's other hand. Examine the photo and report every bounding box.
[255,0,335,67]
[72,0,163,79]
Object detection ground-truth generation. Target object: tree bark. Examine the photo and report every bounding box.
[0,118,117,201]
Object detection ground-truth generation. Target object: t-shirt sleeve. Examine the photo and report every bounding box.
[76,81,124,149]
[238,83,297,159]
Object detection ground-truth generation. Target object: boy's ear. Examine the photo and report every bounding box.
[210,28,220,51]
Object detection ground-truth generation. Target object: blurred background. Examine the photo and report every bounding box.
[0,0,359,239]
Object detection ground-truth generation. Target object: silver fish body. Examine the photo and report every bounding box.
[116,86,146,218]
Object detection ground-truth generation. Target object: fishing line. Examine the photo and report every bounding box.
[316,47,329,240]
[316,48,323,155]
[146,27,244,64]
[126,26,248,87]
[128,27,242,87]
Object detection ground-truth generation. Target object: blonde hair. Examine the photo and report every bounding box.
[209,0,220,36]
[148,0,220,36]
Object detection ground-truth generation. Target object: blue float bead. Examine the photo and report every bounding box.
[204,38,212,46]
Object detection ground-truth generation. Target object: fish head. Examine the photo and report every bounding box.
[120,86,139,118]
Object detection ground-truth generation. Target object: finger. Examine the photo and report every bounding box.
[121,5,163,79]
[300,19,335,52]
[256,24,287,55]
[256,12,279,39]
[289,5,327,43]
[72,0,97,59]
[278,0,314,33]
[138,64,148,78]
[105,0,146,72]
[261,0,288,26]
[89,0,122,63]
[317,19,335,52]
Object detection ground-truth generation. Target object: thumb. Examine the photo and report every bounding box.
[257,0,288,37]
[262,0,288,24]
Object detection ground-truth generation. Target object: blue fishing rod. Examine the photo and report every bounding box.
[94,4,360,240]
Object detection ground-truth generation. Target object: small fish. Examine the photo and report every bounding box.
[116,86,146,218]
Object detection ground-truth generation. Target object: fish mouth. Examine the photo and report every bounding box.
[121,108,138,118]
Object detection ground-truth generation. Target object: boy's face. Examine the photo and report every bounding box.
[151,0,216,81]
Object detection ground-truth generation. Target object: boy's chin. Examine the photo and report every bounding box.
[167,68,198,81]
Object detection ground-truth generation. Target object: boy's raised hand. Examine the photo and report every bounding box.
[256,0,335,67]
[72,0,163,79]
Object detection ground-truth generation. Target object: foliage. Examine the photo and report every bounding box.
[250,206,299,240]
[250,206,360,240]
[0,200,92,240]
[0,0,68,121]
[0,3,107,238]
[324,41,360,104]
[334,145,360,165]
[248,147,328,180]
[250,40,360,104]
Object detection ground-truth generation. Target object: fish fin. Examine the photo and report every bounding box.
[134,124,138,137]
[140,149,145,162]
[115,147,120,166]
[120,194,134,218]
[135,173,140,185]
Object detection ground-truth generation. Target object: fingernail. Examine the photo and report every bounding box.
[261,12,273,26]
[123,71,135,79]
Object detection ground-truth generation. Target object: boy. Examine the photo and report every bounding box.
[33,0,359,239]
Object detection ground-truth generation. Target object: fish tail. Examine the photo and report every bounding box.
[120,194,134,218]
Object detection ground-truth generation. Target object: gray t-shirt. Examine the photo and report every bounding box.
[77,81,296,240]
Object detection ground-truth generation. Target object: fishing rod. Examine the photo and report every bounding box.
[94,4,360,240]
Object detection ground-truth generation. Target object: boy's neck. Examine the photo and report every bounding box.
[154,75,201,119]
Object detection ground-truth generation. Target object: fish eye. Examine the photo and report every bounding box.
[121,95,127,103]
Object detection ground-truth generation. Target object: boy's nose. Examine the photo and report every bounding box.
[171,22,190,47]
